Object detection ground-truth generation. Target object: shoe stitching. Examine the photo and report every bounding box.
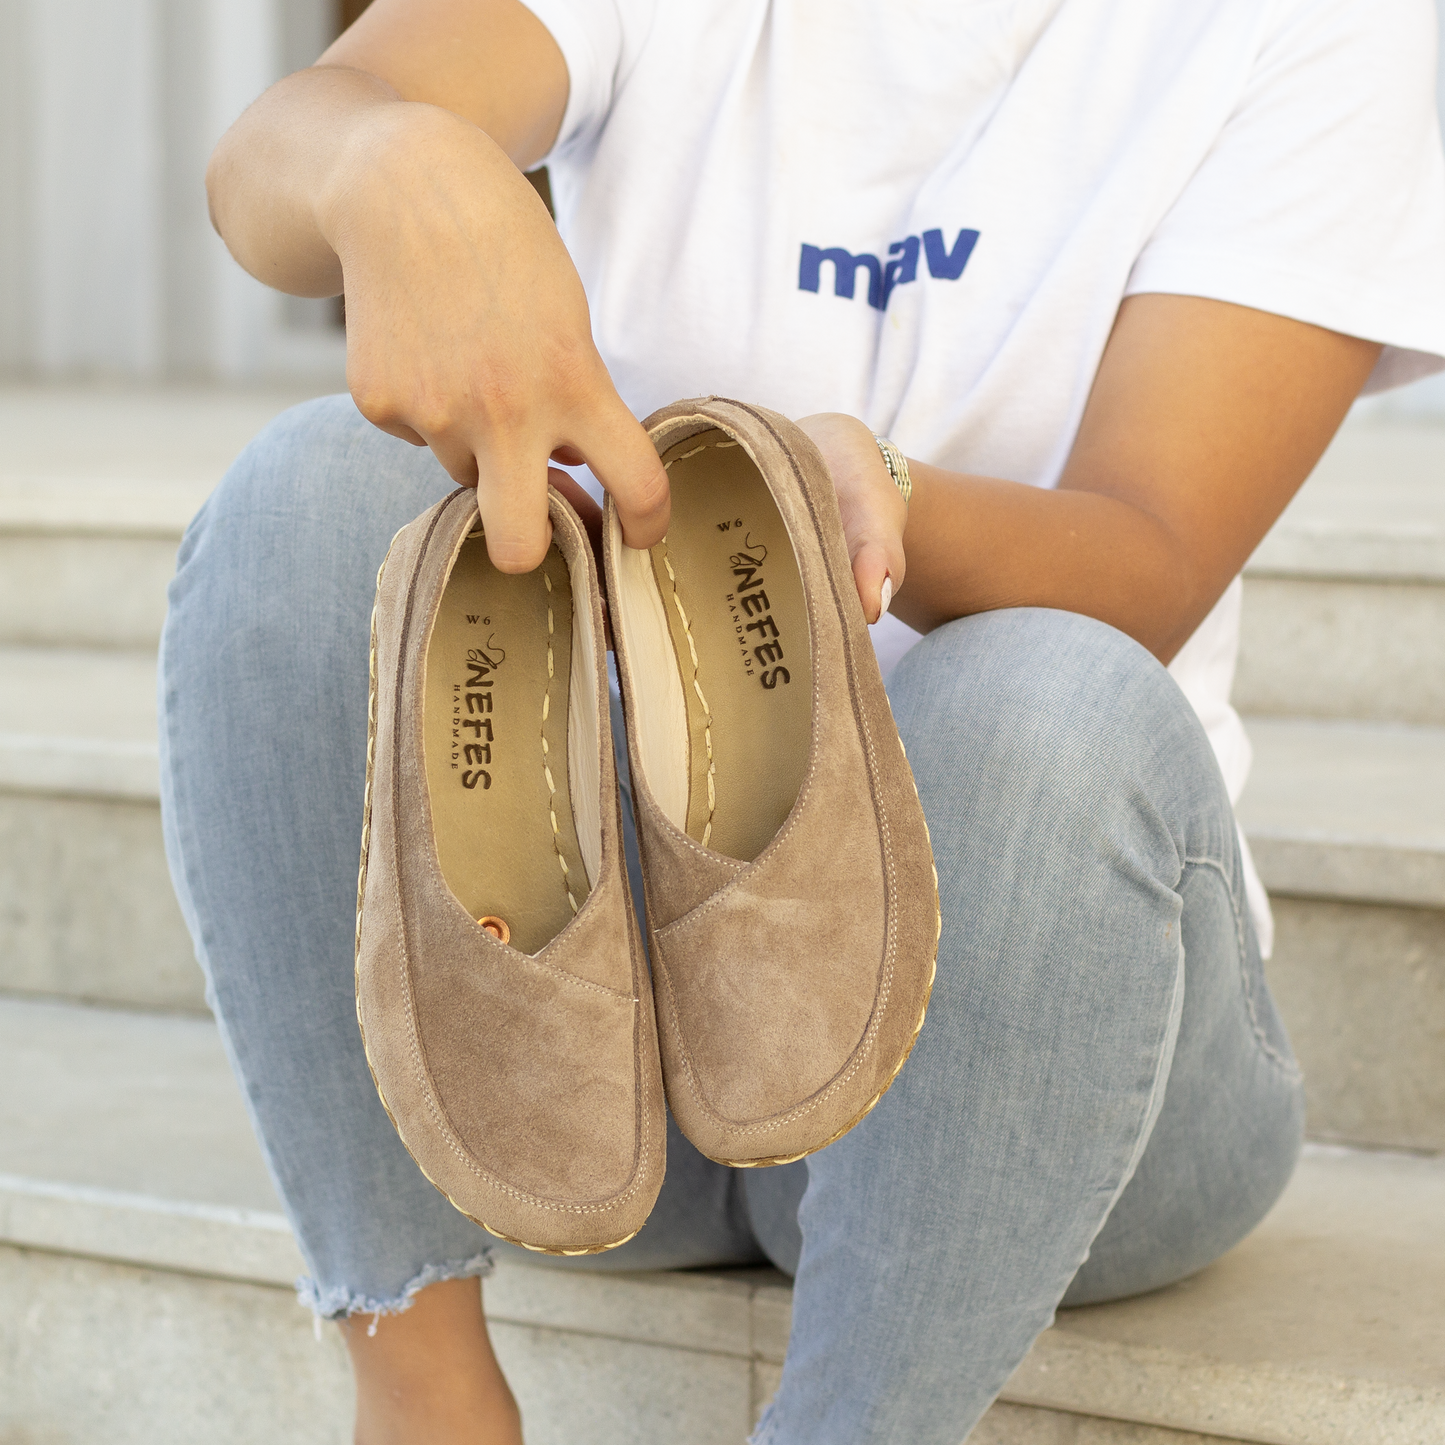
[401,540,622,1000]
[631,422,878,1129]
[641,802,748,871]
[643,417,836,889]
[622,406,936,1157]
[412,829,632,1001]
[533,875,640,1003]
[634,428,825,890]
[645,405,918,1142]
[657,540,718,848]
[541,567,580,917]
[354,535,397,963]
[692,402,935,1147]
[639,725,820,902]
[654,925,881,1138]
[652,936,933,1164]
[404,704,654,1210]
[647,413,888,927]
[649,757,825,937]
[358,496,655,1232]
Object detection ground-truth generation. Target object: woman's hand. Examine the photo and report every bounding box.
[317,102,667,572]
[796,413,908,624]
[204,0,669,575]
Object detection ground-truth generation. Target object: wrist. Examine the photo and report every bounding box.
[315,101,496,255]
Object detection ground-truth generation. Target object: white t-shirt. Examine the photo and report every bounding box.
[526,0,1445,951]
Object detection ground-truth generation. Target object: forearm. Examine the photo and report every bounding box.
[895,464,1206,664]
[206,67,526,303]
[200,0,665,573]
[206,66,408,297]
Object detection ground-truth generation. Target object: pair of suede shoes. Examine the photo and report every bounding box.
[355,397,940,1255]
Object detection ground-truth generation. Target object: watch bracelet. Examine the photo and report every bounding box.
[872,434,912,506]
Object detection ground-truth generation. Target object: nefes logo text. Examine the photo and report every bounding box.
[798,227,980,312]
[456,638,504,792]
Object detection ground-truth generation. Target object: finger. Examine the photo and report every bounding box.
[570,391,670,549]
[850,535,906,625]
[467,440,554,573]
[417,431,481,489]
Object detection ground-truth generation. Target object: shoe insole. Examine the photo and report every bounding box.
[650,429,812,861]
[423,533,591,956]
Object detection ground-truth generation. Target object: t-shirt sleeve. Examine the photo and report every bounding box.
[1125,0,1445,392]
[519,0,656,158]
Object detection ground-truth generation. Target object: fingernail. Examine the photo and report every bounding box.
[878,573,893,619]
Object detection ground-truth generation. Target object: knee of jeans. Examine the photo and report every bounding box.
[169,395,449,640]
[888,608,1215,822]
[182,395,377,553]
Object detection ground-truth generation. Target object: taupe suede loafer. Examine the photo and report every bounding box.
[604,398,939,1167]
[356,487,665,1253]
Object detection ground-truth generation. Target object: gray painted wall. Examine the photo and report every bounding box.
[0,0,342,383]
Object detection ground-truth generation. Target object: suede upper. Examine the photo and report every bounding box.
[607,399,940,1165]
[355,488,666,1253]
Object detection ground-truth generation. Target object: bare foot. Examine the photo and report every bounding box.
[343,1277,523,1445]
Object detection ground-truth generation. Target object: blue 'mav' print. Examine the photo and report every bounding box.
[798,228,980,311]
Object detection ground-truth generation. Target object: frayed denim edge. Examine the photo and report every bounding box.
[749,1400,781,1445]
[297,1250,497,1332]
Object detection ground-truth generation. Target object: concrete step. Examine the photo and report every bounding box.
[0,646,200,1012]
[1,994,1440,1445]
[1237,717,1445,910]
[1237,420,1445,726]
[2,645,1443,1152]
[0,385,321,650]
[1234,716,1445,1155]
[2,390,1442,725]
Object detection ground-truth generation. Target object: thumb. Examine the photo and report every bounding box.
[850,536,903,625]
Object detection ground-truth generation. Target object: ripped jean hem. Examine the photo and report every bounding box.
[297,1250,497,1324]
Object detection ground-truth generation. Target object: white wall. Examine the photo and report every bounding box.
[1359,0,1445,418]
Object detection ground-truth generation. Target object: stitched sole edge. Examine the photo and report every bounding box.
[646,402,943,1171]
[699,884,940,1171]
[353,532,645,1257]
[714,742,942,1170]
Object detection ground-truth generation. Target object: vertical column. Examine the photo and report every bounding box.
[203,0,284,379]
[201,0,346,382]
[159,0,220,376]
[29,0,164,376]
[0,0,35,370]
[1438,0,1445,136]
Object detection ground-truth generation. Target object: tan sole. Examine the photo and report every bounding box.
[701,743,942,1169]
[707,945,937,1169]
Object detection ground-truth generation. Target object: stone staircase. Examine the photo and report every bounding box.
[0,388,1441,1444]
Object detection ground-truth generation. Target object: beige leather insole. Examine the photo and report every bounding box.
[423,533,590,955]
[651,430,812,861]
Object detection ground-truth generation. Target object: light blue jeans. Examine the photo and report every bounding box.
[159,397,1303,1444]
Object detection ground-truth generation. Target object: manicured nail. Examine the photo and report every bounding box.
[878,573,893,619]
